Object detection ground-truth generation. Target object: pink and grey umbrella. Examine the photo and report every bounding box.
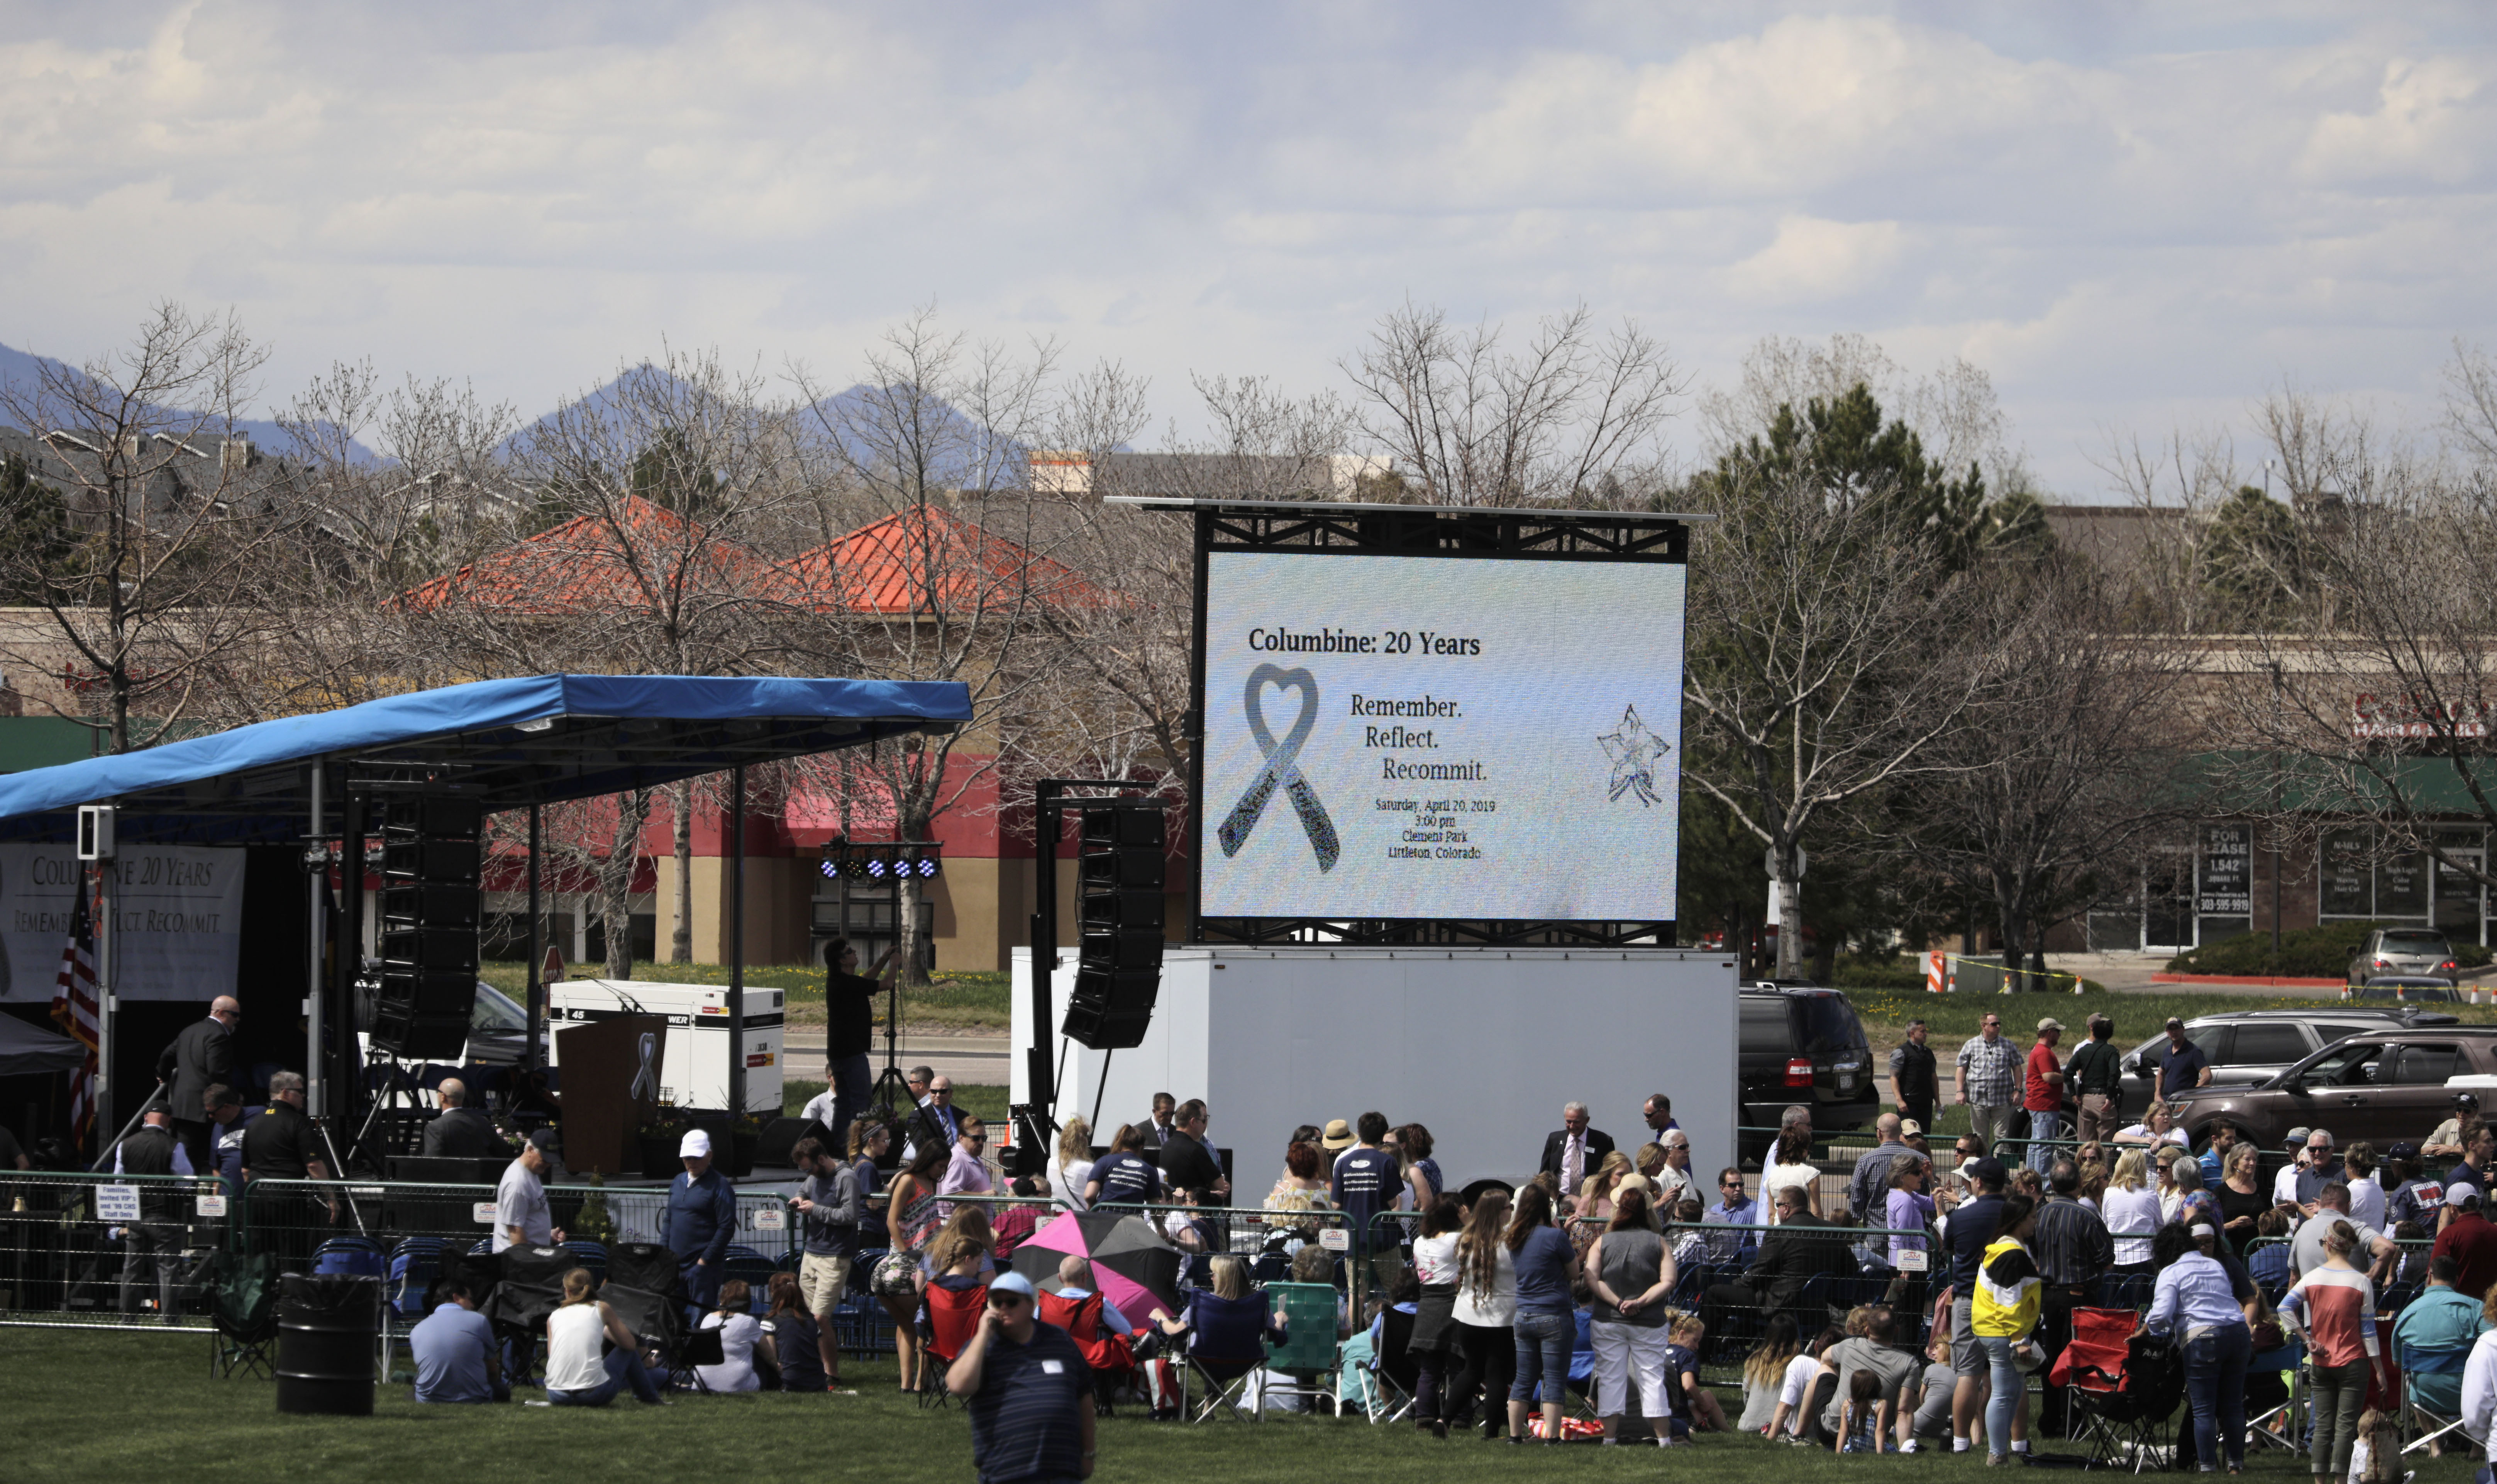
[1011,1209,1183,1323]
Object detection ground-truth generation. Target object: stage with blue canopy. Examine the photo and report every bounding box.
[0,673,972,843]
[0,673,972,1160]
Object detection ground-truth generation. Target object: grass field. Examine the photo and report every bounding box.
[8,1327,2469,1484]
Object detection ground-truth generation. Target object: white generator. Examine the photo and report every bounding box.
[547,979,785,1116]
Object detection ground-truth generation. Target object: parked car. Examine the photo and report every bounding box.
[2119,1007,2460,1120]
[353,974,542,1069]
[2346,927,2461,988]
[1738,983,1877,1159]
[2164,1025,2497,1150]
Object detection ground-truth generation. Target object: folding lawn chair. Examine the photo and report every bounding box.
[1258,1281,1343,1415]
[557,1240,608,1284]
[486,1244,573,1379]
[1176,1289,1278,1422]
[201,1248,280,1380]
[919,1282,989,1410]
[2245,1332,2306,1454]
[596,1242,686,1380]
[720,1244,780,1311]
[2051,1307,2180,1472]
[1354,1304,1420,1423]
[2399,1332,2473,1455]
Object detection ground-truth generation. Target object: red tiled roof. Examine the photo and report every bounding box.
[403,494,776,614]
[782,502,1102,615]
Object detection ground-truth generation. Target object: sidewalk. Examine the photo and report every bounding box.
[780,1030,1010,1086]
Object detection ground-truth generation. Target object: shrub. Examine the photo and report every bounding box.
[2165,920,2494,977]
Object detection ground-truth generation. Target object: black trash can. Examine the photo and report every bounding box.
[276,1273,379,1415]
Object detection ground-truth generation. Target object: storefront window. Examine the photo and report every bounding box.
[2318,826,2436,924]
[2197,824,2253,944]
[2321,828,2372,916]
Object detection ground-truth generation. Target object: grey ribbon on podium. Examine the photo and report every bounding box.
[1218,663,1340,872]
[629,1031,660,1102]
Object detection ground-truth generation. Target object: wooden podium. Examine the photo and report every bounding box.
[555,1013,667,1175]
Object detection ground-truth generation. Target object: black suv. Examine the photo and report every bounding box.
[1739,984,1878,1158]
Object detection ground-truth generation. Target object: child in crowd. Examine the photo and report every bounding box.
[1909,1332,1957,1442]
[1835,1369,1890,1454]
[1666,1314,1725,1433]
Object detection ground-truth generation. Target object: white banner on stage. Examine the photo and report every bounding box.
[0,843,246,1003]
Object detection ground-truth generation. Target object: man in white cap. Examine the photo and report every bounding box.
[664,1128,737,1308]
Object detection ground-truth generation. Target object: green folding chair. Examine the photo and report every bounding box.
[1261,1281,1344,1416]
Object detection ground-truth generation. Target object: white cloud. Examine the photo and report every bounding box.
[2300,56,2489,187]
[1721,216,1905,304]
[0,3,2487,499]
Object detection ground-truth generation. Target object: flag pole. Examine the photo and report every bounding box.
[94,855,114,1150]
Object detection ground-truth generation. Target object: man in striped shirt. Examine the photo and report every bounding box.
[949,1272,1096,1484]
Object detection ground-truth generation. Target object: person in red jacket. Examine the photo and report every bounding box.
[2429,1186,2497,1300]
[1040,1255,1137,1415]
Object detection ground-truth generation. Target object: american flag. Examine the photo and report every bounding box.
[48,872,99,1142]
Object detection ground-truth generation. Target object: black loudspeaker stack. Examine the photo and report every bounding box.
[371,795,484,1059]
[1060,807,1165,1050]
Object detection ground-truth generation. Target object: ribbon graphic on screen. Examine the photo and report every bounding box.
[1218,663,1340,871]
[629,1031,660,1101]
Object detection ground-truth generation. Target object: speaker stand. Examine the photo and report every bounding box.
[866,967,914,1159]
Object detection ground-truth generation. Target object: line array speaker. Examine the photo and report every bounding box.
[371,794,484,1059]
[1061,806,1165,1051]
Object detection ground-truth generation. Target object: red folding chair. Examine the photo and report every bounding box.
[919,1282,990,1409]
[2051,1308,2181,1472]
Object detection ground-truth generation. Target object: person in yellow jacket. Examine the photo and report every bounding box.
[1969,1194,2043,1466]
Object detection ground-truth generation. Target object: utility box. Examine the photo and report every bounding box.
[546,979,784,1116]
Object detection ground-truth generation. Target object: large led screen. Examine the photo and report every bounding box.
[1197,550,1685,922]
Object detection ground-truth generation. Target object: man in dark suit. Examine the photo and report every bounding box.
[1536,1101,1615,1195]
[156,995,239,1176]
[1700,1184,1857,1340]
[905,1074,962,1159]
[1133,1093,1178,1151]
[420,1078,506,1159]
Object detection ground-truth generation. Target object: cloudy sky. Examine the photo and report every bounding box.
[3,2,2492,494]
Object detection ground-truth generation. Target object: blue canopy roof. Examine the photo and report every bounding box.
[0,673,971,844]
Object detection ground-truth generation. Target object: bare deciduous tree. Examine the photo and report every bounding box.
[0,303,283,750]
[785,309,1063,985]
[1682,470,1994,978]
[1341,302,1682,506]
[1892,563,2196,982]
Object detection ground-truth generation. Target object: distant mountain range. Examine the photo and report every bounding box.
[0,339,1016,482]
[0,340,322,455]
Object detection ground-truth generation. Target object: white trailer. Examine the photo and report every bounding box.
[547,978,785,1116]
[1010,946,1739,1190]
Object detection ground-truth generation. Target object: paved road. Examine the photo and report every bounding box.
[781,1031,1011,1086]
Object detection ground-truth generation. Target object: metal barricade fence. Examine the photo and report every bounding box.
[241,1177,807,1266]
[0,1170,233,1331]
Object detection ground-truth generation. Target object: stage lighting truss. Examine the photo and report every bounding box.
[820,840,943,884]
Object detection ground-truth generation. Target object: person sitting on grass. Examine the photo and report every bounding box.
[1835,1368,1891,1453]
[1668,1313,1726,1433]
[761,1271,835,1395]
[541,1268,668,1408]
[693,1279,775,1394]
[410,1277,505,1404]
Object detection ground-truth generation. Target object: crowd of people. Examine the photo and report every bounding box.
[48,986,2497,1481]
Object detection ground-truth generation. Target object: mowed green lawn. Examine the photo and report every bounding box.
[1,1328,2483,1484]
